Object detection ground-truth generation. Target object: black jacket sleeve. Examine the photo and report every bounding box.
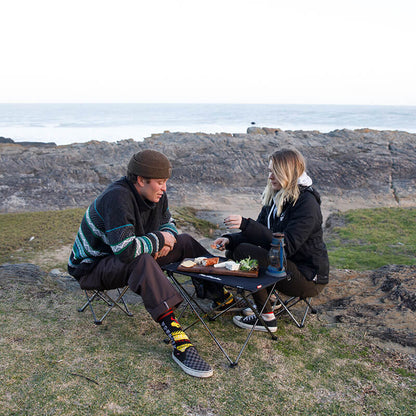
[279,192,322,258]
[224,208,274,251]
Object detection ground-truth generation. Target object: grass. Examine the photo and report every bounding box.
[0,206,216,269]
[171,206,218,238]
[0,276,415,416]
[1,206,415,271]
[0,208,86,267]
[1,206,416,415]
[326,207,416,270]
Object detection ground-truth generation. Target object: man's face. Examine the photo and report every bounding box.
[137,178,168,203]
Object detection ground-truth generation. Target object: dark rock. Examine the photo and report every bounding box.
[316,265,416,348]
[1,128,415,213]
[0,136,56,147]
[0,263,46,284]
[0,136,14,143]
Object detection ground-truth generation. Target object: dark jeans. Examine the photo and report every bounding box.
[228,242,326,313]
[78,233,209,321]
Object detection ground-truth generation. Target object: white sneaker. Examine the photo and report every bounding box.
[233,314,277,332]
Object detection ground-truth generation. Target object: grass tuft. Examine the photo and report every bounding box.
[326,207,416,270]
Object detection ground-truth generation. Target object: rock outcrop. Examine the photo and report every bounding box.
[1,128,415,215]
[315,265,416,348]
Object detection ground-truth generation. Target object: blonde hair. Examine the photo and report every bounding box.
[261,148,306,215]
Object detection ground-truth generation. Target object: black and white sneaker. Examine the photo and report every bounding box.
[233,314,277,333]
[172,347,213,378]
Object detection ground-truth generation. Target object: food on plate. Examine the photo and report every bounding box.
[202,257,219,266]
[214,260,240,271]
[238,257,259,271]
[193,257,220,266]
[194,257,207,265]
[180,259,197,268]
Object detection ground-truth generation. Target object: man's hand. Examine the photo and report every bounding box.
[154,232,176,258]
[161,231,176,250]
[154,245,171,259]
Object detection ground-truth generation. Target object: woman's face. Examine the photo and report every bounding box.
[268,160,281,191]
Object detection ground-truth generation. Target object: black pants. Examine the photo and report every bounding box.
[78,234,209,321]
[228,243,326,313]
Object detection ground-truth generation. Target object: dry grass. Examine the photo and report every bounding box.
[1,207,416,415]
[0,275,415,416]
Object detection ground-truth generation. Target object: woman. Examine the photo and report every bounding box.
[213,148,329,332]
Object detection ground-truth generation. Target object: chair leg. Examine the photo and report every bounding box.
[273,294,314,328]
[78,287,133,325]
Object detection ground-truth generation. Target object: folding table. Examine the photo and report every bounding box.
[162,261,287,367]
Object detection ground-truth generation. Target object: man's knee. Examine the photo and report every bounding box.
[172,233,208,259]
[127,253,162,292]
[176,233,194,246]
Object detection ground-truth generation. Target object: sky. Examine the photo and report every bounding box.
[0,0,415,105]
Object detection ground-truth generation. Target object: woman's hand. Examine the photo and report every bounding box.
[224,215,242,229]
[211,237,230,251]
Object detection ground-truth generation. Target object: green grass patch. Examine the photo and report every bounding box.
[0,206,218,267]
[326,207,416,270]
[1,206,415,272]
[171,206,218,237]
[0,208,85,265]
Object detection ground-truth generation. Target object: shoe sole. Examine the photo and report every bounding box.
[172,352,214,378]
[233,316,277,333]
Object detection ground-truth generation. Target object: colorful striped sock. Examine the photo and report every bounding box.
[158,310,193,352]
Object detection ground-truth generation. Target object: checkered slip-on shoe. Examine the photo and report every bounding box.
[172,347,213,378]
[233,314,277,332]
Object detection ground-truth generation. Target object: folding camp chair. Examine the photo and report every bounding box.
[271,292,317,328]
[78,287,133,325]
[162,261,286,367]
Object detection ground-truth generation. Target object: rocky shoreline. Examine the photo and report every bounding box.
[1,128,416,219]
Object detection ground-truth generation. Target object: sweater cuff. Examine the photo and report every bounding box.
[153,231,165,252]
[240,217,249,231]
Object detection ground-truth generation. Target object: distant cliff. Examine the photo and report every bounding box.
[1,128,415,214]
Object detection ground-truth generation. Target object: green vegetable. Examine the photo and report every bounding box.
[238,257,258,271]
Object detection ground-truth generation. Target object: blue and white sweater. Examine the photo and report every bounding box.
[68,177,178,279]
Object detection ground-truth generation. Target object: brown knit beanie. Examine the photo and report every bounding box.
[127,150,172,179]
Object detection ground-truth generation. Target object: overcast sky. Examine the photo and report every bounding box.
[1,0,415,105]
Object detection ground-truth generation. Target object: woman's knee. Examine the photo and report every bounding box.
[233,243,268,268]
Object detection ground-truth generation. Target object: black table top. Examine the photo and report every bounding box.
[162,261,286,293]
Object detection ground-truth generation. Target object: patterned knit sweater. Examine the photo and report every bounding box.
[68,177,178,279]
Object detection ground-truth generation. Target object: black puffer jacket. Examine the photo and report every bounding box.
[226,186,329,283]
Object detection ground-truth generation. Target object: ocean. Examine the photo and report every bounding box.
[1,103,415,146]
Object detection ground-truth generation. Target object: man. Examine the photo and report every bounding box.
[68,149,214,378]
